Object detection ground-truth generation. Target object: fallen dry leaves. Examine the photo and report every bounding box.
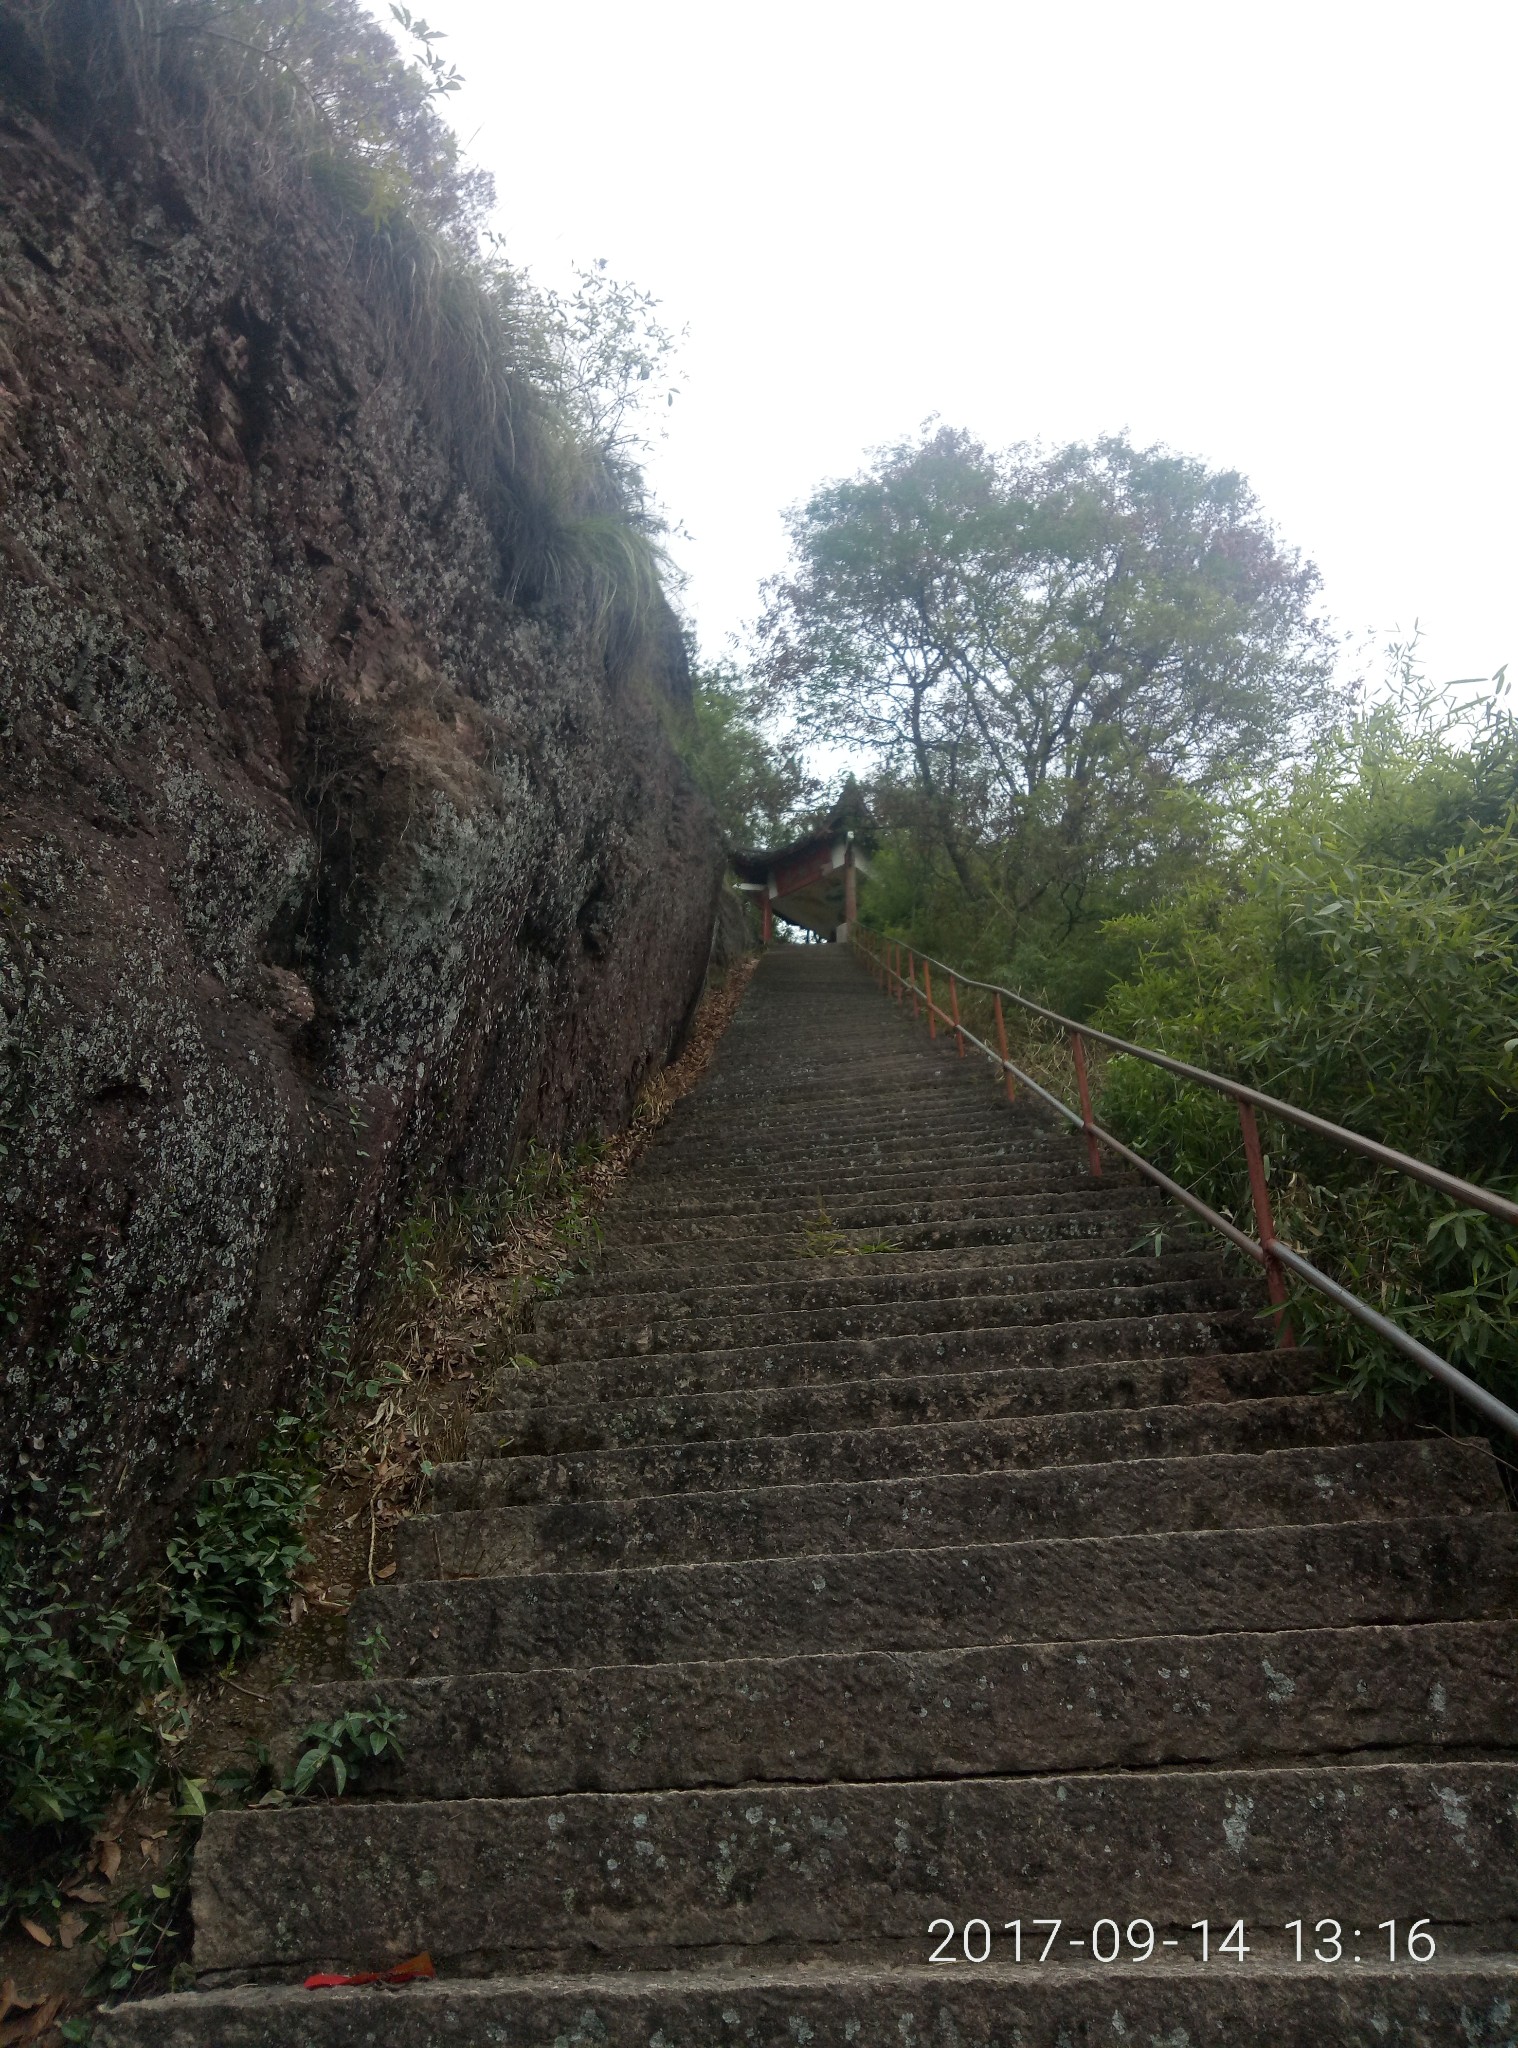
[318,954,761,1578]
[0,1982,64,2046]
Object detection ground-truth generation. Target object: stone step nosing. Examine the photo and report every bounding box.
[351,1514,1517,1678]
[186,1761,1518,1977]
[273,1618,1518,1800]
[601,1191,1169,1240]
[583,1221,1198,1285]
[466,1354,1322,1459]
[535,1276,1260,1364]
[450,1393,1375,1504]
[92,1955,1518,2048]
[416,1437,1491,1571]
[608,1167,1129,1213]
[589,1212,1180,1276]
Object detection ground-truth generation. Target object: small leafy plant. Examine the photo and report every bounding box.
[162,1437,316,1669]
[287,1703,407,1798]
[89,1847,194,1998]
[2,1429,314,1935]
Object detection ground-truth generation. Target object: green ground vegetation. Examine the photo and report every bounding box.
[1095,664,1517,1407]
[867,657,1516,1413]
[0,1139,608,1959]
[1,1435,315,1931]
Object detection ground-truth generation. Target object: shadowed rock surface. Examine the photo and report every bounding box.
[98,949,1518,2044]
[0,13,720,1542]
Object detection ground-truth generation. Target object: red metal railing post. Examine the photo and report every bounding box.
[1069,1030,1102,1177]
[923,959,936,1039]
[893,942,903,1000]
[908,950,919,1020]
[994,992,1015,1102]
[1238,1101,1295,1345]
[949,973,965,1056]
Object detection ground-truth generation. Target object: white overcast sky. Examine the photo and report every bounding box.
[378,0,1514,688]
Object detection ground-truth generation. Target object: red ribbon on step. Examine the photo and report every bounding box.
[304,1952,436,1989]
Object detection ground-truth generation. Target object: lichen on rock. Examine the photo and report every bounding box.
[0,4,722,1557]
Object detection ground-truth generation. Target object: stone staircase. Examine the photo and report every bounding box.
[101,946,1518,2044]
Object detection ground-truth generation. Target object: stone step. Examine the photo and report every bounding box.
[350,1516,1517,1678]
[469,1351,1319,1461]
[616,1141,1125,1190]
[180,1762,1518,1978]
[437,1392,1375,1506]
[590,1204,1171,1276]
[688,1065,999,1102]
[540,1236,1204,1335]
[645,1111,1051,1159]
[533,1271,1256,1363]
[692,1070,1018,1100]
[600,1184,1162,1243]
[600,1181,1141,1232]
[277,1618,1518,1801]
[647,1092,1053,1132]
[622,1146,1057,1196]
[502,1311,1270,1408]
[408,1439,1498,1577]
[679,1098,1049,1134]
[604,1160,1115,1214]
[633,1133,1062,1177]
[92,1957,1518,2048]
[536,1244,1213,1332]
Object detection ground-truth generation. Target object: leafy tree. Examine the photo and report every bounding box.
[758,426,1338,934]
[680,665,819,849]
[542,260,685,499]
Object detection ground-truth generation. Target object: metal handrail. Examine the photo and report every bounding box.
[853,924,1518,1443]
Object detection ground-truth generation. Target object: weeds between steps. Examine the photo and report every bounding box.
[799,1199,900,1259]
[0,957,759,2029]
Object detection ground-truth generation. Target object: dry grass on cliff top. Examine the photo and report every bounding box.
[7,0,671,649]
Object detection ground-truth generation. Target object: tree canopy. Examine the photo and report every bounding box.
[680,664,819,850]
[757,427,1339,931]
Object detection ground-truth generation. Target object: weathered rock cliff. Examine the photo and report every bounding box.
[0,10,722,1547]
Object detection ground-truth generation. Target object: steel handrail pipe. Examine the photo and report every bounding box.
[854,925,1518,1443]
[887,987,1271,1264]
[860,931,1518,1231]
[876,958,1090,1130]
[866,933,1282,1277]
